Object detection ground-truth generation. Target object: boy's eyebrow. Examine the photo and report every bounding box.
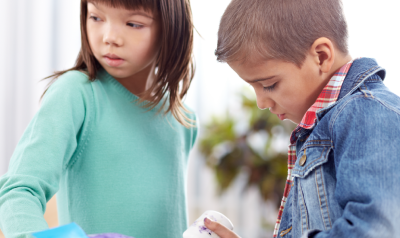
[246,76,276,83]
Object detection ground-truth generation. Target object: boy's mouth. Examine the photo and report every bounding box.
[269,108,286,120]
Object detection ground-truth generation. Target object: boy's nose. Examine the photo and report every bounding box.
[256,97,274,110]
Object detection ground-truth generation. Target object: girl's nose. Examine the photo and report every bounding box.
[103,26,123,46]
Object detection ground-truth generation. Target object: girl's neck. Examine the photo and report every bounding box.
[113,63,156,100]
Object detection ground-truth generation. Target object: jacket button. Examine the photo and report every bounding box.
[299,154,307,166]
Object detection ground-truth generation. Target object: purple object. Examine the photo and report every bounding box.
[88,234,134,238]
[198,226,213,235]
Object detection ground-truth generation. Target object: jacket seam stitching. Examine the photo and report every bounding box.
[364,82,374,98]
[293,147,326,173]
[319,166,333,228]
[355,66,379,85]
[329,95,365,142]
[373,97,400,116]
[301,144,331,151]
[315,168,327,230]
[360,82,374,99]
[299,181,309,232]
[331,95,400,144]
[359,84,368,98]
[280,226,292,237]
[305,140,331,142]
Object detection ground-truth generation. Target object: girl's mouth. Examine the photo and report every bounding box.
[103,54,124,67]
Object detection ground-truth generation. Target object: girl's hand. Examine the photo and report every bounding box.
[204,217,241,238]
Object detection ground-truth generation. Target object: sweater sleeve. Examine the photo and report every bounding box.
[0,71,92,238]
[191,113,199,148]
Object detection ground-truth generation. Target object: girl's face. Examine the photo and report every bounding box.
[86,2,160,81]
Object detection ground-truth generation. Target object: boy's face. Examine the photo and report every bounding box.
[229,56,329,124]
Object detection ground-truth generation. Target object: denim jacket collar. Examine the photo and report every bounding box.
[316,58,386,121]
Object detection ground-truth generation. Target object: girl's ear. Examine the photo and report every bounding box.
[309,37,335,74]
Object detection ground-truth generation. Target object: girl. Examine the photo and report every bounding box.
[0,0,197,238]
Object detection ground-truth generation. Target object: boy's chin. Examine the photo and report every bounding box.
[286,118,298,124]
[283,116,299,125]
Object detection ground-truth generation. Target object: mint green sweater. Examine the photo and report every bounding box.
[0,70,198,238]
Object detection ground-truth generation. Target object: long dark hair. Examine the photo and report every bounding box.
[44,0,195,127]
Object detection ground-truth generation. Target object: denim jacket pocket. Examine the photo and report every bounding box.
[292,141,334,234]
[292,140,333,178]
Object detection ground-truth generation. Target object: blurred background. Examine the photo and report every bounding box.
[0,0,399,237]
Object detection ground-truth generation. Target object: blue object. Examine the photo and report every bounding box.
[32,223,88,238]
[88,234,135,238]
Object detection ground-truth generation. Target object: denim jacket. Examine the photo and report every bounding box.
[277,58,400,238]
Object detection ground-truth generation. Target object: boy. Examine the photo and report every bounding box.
[204,0,400,237]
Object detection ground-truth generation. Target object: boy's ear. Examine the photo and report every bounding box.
[309,37,335,74]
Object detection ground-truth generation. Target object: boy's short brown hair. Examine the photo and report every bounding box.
[215,0,348,66]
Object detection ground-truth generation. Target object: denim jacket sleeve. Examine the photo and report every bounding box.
[309,95,400,238]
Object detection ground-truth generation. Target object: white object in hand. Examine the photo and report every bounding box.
[183,210,234,238]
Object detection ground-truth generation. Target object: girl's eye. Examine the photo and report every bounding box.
[263,83,277,92]
[89,16,101,22]
[127,23,143,28]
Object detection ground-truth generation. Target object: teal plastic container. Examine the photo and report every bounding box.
[32,223,88,238]
[32,223,135,238]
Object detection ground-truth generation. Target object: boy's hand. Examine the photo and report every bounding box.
[204,217,241,238]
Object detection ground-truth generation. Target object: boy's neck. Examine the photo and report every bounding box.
[327,53,353,80]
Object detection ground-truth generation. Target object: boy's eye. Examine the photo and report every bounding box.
[263,83,277,92]
[127,23,143,29]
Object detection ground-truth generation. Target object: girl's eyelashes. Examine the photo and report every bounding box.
[89,16,101,22]
[263,83,277,92]
[88,15,143,29]
[127,23,144,29]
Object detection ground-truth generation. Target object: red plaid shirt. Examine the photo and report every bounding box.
[273,60,354,237]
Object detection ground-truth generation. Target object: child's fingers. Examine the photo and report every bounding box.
[204,217,240,238]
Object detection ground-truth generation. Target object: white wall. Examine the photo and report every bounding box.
[343,0,400,94]
[0,0,81,175]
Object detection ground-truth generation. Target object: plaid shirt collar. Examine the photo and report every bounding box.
[273,60,354,238]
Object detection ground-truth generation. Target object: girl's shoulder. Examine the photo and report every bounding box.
[44,70,95,105]
[181,103,198,148]
[51,70,91,90]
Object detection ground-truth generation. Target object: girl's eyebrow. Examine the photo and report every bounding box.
[126,11,154,19]
[89,1,99,8]
[89,2,153,19]
[89,1,103,12]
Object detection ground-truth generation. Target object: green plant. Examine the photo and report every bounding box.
[199,90,295,207]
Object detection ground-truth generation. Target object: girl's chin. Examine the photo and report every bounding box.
[102,67,132,79]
